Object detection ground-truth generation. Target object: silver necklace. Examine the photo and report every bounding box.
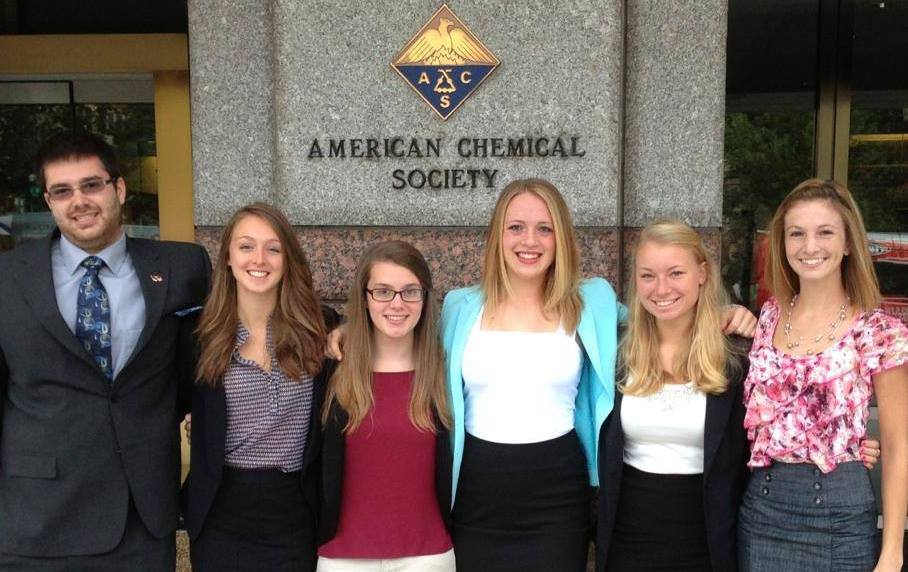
[783,295,849,355]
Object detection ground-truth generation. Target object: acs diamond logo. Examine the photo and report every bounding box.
[391,4,500,120]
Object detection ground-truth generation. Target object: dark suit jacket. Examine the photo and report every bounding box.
[183,305,341,541]
[0,232,211,557]
[317,399,453,545]
[596,343,750,572]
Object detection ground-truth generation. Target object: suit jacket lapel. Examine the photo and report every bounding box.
[15,235,100,373]
[123,238,168,370]
[703,389,733,478]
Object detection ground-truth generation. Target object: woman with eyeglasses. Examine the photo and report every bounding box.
[317,241,454,572]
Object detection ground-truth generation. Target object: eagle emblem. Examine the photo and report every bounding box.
[392,4,499,120]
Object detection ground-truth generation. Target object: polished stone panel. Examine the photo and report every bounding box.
[190,0,622,226]
[188,0,278,225]
[623,0,727,227]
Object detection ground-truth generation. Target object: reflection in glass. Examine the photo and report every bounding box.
[848,0,908,327]
[723,0,820,307]
[723,110,815,306]
[0,97,159,251]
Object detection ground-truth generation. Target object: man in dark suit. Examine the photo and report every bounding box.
[0,132,210,570]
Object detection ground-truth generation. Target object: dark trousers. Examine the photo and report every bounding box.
[0,498,175,572]
[191,467,316,572]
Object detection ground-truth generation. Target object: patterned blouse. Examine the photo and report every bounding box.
[744,297,908,473]
[223,323,314,472]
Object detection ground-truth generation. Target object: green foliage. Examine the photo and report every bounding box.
[0,105,72,214]
[722,111,814,305]
[0,102,159,248]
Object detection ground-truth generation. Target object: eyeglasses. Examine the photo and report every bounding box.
[46,178,115,201]
[365,287,426,303]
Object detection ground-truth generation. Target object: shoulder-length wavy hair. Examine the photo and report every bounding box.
[766,179,880,311]
[620,219,732,396]
[323,240,451,433]
[196,203,327,385]
[480,178,583,332]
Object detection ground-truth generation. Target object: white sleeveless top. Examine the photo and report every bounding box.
[621,378,706,474]
[461,307,582,444]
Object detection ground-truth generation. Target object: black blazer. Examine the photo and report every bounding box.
[0,232,211,556]
[317,399,453,545]
[596,343,750,572]
[184,307,340,541]
[184,358,336,540]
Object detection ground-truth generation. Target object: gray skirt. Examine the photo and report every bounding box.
[738,462,878,572]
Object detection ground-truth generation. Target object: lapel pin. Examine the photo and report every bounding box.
[150,272,164,283]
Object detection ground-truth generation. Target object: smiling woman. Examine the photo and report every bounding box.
[442,179,624,572]
[317,241,454,572]
[184,203,331,572]
[228,215,285,299]
[740,179,908,572]
[597,220,747,572]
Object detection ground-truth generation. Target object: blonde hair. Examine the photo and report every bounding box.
[766,179,881,311]
[323,241,451,433]
[620,219,731,396]
[480,178,583,332]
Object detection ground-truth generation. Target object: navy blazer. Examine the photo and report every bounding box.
[318,398,453,545]
[596,342,750,572]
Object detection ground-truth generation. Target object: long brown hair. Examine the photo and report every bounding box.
[323,241,451,433]
[766,179,881,311]
[196,203,327,385]
[620,220,732,396]
[480,178,583,332]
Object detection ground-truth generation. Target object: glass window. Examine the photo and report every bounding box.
[723,0,820,306]
[849,1,908,326]
[0,79,158,251]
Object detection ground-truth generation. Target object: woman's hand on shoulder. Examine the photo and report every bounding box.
[722,304,757,337]
[182,413,192,445]
[326,324,347,361]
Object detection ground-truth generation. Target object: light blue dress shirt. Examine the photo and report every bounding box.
[51,232,146,378]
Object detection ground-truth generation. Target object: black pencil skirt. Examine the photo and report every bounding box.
[605,464,710,572]
[451,431,591,572]
[190,467,316,572]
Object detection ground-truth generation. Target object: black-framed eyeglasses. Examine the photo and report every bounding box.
[46,177,116,201]
[366,287,426,303]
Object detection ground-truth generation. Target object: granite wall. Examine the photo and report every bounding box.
[188,0,727,302]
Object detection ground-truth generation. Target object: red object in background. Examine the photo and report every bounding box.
[751,231,771,310]
[751,231,908,326]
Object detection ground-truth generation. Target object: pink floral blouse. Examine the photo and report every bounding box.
[744,297,908,473]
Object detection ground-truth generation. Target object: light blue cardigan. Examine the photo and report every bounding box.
[440,277,626,505]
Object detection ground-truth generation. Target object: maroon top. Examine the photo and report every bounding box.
[318,371,452,558]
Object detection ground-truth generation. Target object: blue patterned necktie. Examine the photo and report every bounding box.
[75,256,113,381]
